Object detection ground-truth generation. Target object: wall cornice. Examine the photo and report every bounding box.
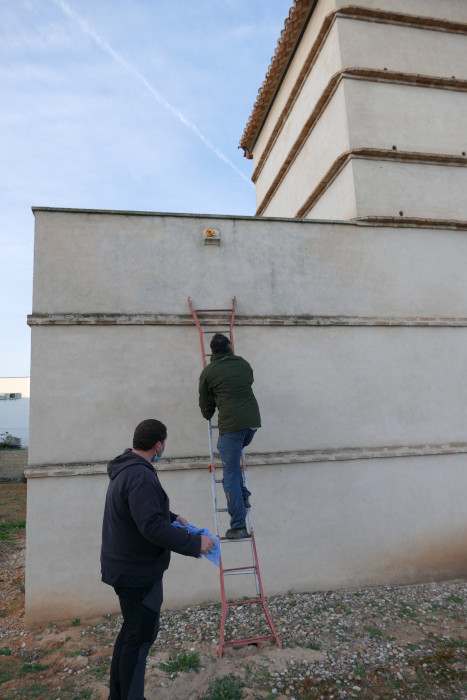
[253,69,467,190]
[27,313,467,327]
[293,148,467,219]
[24,441,467,478]
[254,66,467,216]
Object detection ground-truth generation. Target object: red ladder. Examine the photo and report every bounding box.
[188,297,282,657]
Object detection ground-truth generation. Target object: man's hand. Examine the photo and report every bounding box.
[200,535,216,554]
[176,515,189,527]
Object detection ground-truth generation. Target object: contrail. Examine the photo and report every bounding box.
[52,0,253,187]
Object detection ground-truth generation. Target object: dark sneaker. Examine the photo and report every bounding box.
[243,498,251,509]
[225,527,249,539]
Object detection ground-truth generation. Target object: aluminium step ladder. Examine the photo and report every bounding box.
[188,296,282,657]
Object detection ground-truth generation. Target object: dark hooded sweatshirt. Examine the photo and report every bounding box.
[101,449,201,587]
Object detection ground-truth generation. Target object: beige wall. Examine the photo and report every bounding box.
[25,209,467,623]
[338,16,467,78]
[25,453,467,623]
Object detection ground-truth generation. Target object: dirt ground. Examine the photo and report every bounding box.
[1,482,466,699]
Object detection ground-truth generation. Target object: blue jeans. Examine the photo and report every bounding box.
[110,580,162,699]
[217,428,257,529]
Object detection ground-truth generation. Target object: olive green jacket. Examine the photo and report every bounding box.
[198,350,261,435]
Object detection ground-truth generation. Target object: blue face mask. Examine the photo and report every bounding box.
[152,445,164,463]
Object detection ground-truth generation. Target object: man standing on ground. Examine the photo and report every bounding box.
[101,418,215,700]
[198,333,261,539]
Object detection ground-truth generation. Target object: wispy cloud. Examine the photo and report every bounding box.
[51,0,253,187]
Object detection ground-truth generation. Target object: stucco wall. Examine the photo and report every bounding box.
[25,454,467,623]
[25,209,467,623]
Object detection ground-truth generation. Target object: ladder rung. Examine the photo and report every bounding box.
[217,507,229,512]
[202,330,231,334]
[194,308,233,313]
[225,598,262,607]
[220,535,251,541]
[222,634,277,650]
[222,567,257,576]
[215,478,223,483]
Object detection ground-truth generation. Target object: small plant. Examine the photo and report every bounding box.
[446,595,463,605]
[363,625,383,639]
[159,649,200,674]
[71,617,81,626]
[354,664,366,676]
[307,641,321,650]
[85,663,108,679]
[202,674,245,700]
[21,662,50,673]
[0,662,16,684]
[14,683,45,698]
[0,646,12,655]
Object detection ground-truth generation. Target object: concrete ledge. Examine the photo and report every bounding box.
[27,313,467,327]
[24,441,467,478]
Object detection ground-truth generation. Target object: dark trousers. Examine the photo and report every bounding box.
[110,580,162,700]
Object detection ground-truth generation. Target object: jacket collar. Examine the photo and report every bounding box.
[210,349,233,362]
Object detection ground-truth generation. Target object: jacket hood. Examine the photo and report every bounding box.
[107,448,152,480]
[210,349,233,363]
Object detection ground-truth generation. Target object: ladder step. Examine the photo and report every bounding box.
[215,478,223,483]
[220,535,251,542]
[217,507,229,512]
[222,634,277,650]
[194,308,233,312]
[225,598,262,608]
[222,567,257,576]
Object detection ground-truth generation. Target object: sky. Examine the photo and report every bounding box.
[1,0,292,377]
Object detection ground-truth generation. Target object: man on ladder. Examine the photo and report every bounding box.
[198,333,261,539]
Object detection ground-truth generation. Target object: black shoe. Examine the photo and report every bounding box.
[225,527,249,539]
[243,498,251,509]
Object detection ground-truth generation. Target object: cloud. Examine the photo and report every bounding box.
[51,0,253,187]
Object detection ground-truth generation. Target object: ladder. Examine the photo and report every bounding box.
[188,297,282,658]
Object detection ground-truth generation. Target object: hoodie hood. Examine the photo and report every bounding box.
[107,448,153,480]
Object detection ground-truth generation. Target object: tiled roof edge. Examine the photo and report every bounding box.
[239,0,315,158]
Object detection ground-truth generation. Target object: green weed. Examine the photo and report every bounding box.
[307,641,321,650]
[0,662,15,683]
[159,649,200,674]
[21,662,51,673]
[202,674,245,700]
[363,625,383,639]
[85,663,108,679]
[445,595,463,605]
